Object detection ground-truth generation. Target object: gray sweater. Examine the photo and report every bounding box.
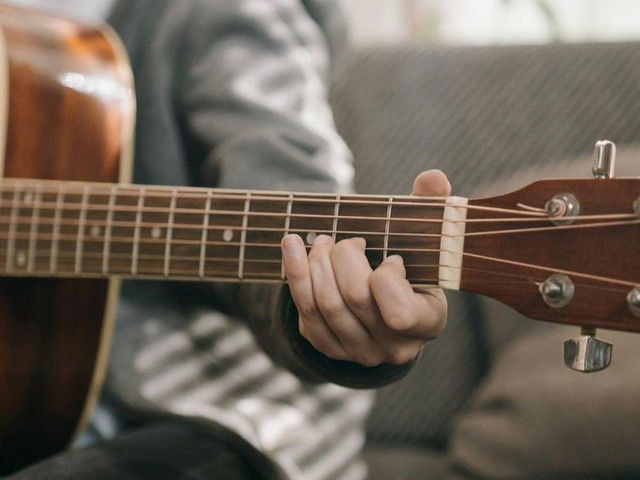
[97,1,397,479]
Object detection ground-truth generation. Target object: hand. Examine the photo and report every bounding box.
[281,170,451,367]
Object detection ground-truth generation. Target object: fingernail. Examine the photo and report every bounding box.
[313,234,333,246]
[383,255,403,264]
[282,235,304,258]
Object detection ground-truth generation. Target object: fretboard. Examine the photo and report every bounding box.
[0,179,467,287]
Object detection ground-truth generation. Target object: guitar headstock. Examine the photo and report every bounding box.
[461,141,640,371]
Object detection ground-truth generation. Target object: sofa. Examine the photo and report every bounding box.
[330,41,640,479]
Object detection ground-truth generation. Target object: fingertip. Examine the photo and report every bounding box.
[282,234,305,258]
[312,234,334,246]
[382,254,403,265]
[380,254,406,277]
[354,236,366,249]
[412,169,451,197]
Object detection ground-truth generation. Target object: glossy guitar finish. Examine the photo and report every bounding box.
[0,4,134,474]
[464,178,640,333]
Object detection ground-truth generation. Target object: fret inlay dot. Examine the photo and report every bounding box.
[16,251,26,267]
[306,232,317,245]
[90,225,102,237]
[223,229,233,242]
[151,226,163,239]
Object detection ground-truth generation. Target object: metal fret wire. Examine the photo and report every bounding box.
[27,185,42,273]
[74,186,90,274]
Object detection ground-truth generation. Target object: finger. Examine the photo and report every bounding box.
[411,169,451,197]
[329,239,427,364]
[330,238,404,341]
[281,234,346,359]
[328,237,377,320]
[308,235,380,364]
[370,255,448,340]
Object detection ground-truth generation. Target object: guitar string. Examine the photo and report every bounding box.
[0,252,634,296]
[0,232,636,288]
[2,189,637,287]
[0,217,637,251]
[0,209,636,231]
[0,214,635,243]
[1,186,636,227]
[0,198,550,223]
[4,246,633,291]
[3,183,634,224]
[0,190,638,236]
[0,183,550,217]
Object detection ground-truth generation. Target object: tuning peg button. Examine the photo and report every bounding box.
[564,330,612,372]
[540,274,574,308]
[592,140,616,178]
[627,286,640,317]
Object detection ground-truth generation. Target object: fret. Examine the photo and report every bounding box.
[131,187,145,276]
[382,196,393,261]
[163,189,178,277]
[290,194,334,253]
[102,186,117,275]
[243,193,289,280]
[388,197,444,285]
[50,185,64,273]
[199,190,213,278]
[238,192,251,280]
[280,193,294,280]
[27,185,42,273]
[203,194,245,280]
[335,194,388,267]
[74,186,90,274]
[6,184,21,272]
[332,195,340,242]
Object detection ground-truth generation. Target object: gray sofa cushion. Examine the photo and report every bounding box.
[331,42,640,452]
[450,324,640,479]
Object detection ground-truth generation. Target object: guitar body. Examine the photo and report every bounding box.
[0,5,134,474]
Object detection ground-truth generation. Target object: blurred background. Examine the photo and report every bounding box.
[330,2,640,479]
[338,0,640,45]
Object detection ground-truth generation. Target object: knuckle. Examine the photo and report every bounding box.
[385,345,416,365]
[286,268,306,283]
[385,308,416,332]
[343,286,372,312]
[306,335,344,360]
[298,303,321,321]
[318,298,345,321]
[352,350,383,368]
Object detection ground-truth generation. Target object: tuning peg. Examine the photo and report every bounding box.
[564,327,612,372]
[592,140,616,178]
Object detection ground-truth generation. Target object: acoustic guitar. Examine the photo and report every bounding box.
[1,3,640,475]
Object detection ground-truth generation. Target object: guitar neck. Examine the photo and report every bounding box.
[0,179,469,288]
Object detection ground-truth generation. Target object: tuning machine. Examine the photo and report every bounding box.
[562,140,617,372]
[564,327,613,372]
[592,139,616,178]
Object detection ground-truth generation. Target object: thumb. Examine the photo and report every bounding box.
[411,169,451,197]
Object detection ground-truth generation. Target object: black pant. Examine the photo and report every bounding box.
[7,422,282,480]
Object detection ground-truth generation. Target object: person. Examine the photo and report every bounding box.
[6,0,449,479]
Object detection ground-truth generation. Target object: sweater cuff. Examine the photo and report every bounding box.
[276,286,418,389]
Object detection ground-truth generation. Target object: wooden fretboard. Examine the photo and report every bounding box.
[0,179,454,286]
